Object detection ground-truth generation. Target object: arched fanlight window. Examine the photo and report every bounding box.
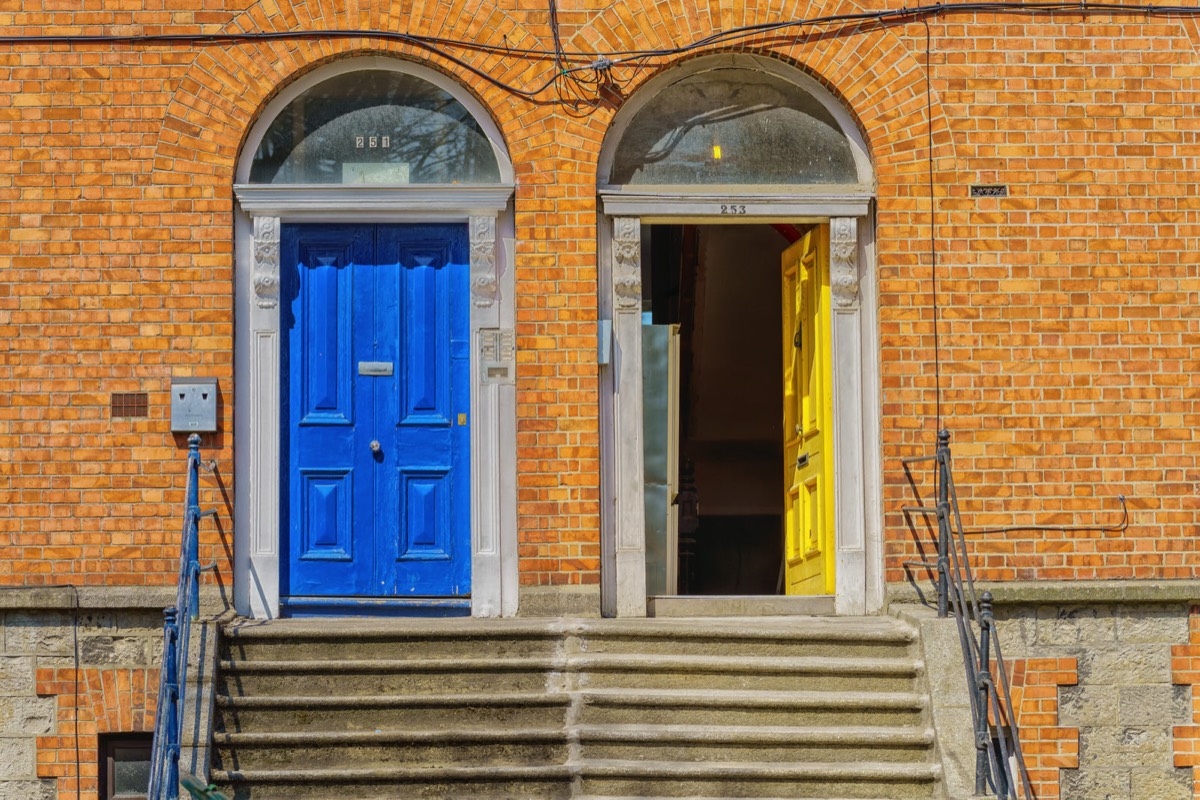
[249,69,502,185]
[605,64,863,187]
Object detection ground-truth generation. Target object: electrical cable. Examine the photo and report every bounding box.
[0,2,1193,102]
[964,495,1130,535]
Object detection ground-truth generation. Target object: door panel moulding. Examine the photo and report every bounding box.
[231,57,517,619]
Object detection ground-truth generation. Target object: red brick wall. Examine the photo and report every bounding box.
[1172,607,1200,796]
[35,666,156,800]
[1,1,1199,591]
[1003,657,1080,800]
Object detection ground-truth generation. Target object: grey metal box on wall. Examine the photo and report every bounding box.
[171,378,219,432]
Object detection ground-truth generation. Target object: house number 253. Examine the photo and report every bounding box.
[720,204,747,215]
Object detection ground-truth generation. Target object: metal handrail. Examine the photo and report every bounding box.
[148,434,209,800]
[904,429,1035,799]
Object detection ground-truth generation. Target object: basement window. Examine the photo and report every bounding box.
[99,734,152,800]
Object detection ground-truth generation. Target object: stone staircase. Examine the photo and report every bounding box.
[210,616,943,799]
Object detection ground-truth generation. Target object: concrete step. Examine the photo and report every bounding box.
[572,653,922,692]
[218,657,562,695]
[576,687,928,728]
[571,617,917,659]
[222,618,562,662]
[577,759,941,799]
[212,615,941,800]
[211,764,573,800]
[222,616,917,661]
[215,692,569,733]
[213,727,569,771]
[217,653,922,695]
[576,723,935,763]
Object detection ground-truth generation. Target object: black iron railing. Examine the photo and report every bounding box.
[902,429,1034,799]
[149,434,214,800]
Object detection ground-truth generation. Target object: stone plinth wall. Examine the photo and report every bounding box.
[994,602,1193,800]
[0,603,162,800]
[1002,656,1079,800]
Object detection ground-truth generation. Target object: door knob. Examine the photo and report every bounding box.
[369,440,381,453]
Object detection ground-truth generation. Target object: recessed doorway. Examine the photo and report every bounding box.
[641,223,835,603]
[596,53,880,617]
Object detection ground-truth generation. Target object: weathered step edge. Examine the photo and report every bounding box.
[214,723,935,747]
[579,688,928,709]
[577,759,942,781]
[214,727,567,745]
[213,765,572,783]
[221,616,916,643]
[576,723,936,746]
[218,654,924,675]
[216,692,569,708]
[215,760,941,784]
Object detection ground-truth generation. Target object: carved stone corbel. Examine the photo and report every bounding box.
[470,215,498,308]
[252,216,281,309]
[612,217,642,312]
[829,217,859,311]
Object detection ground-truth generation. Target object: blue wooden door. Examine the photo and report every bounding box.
[282,223,471,607]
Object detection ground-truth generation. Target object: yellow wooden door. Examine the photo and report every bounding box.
[783,226,835,595]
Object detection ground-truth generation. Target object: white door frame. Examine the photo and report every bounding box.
[230,57,518,618]
[595,52,882,617]
[597,201,882,617]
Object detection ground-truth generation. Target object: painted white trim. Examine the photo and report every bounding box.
[468,215,503,618]
[234,56,514,185]
[233,185,515,221]
[599,189,871,221]
[860,219,885,614]
[830,217,866,615]
[596,53,874,190]
[239,214,281,619]
[609,217,648,617]
[232,57,518,619]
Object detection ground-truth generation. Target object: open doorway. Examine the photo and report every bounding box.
[642,223,806,596]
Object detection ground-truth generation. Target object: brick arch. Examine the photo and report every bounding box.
[36,666,157,799]
[554,0,962,183]
[151,2,545,183]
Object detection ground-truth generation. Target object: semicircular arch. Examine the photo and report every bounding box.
[235,56,515,186]
[151,2,538,185]
[597,52,873,190]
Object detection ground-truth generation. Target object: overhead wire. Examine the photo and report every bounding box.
[0,2,1193,102]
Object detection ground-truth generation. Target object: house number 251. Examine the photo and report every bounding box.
[720,204,747,215]
[355,136,391,148]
